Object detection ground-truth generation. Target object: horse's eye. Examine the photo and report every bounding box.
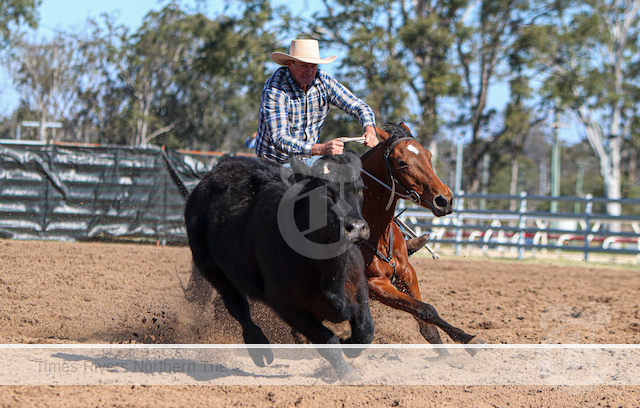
[397,160,409,168]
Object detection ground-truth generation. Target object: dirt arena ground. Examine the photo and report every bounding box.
[0,239,639,407]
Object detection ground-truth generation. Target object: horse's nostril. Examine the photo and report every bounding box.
[435,196,448,208]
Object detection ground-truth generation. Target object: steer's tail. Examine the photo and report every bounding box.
[177,260,214,307]
[161,146,191,201]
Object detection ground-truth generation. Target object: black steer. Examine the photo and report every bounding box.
[184,151,374,380]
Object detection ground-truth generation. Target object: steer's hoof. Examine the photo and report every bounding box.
[434,346,451,358]
[248,347,274,367]
[465,336,486,357]
[337,364,361,384]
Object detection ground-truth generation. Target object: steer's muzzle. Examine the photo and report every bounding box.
[345,219,370,242]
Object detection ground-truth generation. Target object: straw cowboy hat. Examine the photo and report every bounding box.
[271,39,337,65]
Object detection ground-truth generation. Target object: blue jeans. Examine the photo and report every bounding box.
[282,155,322,169]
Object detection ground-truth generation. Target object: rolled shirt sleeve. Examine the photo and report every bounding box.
[324,73,376,131]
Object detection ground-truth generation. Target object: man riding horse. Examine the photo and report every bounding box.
[256,38,426,253]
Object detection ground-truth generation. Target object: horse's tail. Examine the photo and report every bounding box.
[177,260,215,307]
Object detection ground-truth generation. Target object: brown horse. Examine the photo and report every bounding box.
[359,122,484,355]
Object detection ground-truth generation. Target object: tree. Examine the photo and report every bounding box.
[7,33,80,142]
[521,0,640,220]
[61,0,282,149]
[308,0,471,144]
[178,0,283,150]
[455,0,549,193]
[0,0,40,46]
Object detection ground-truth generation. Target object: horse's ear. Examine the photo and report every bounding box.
[399,122,413,136]
[375,126,390,141]
[289,156,311,181]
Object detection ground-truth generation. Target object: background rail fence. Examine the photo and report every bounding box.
[397,193,640,262]
[1,141,639,262]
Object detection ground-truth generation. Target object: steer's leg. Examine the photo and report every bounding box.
[341,273,374,359]
[203,266,274,367]
[276,308,357,382]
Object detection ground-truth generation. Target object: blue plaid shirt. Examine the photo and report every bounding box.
[256,67,376,163]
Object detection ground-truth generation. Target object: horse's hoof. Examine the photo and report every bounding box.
[248,347,274,367]
[465,336,486,357]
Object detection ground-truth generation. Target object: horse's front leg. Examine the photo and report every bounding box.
[393,262,450,357]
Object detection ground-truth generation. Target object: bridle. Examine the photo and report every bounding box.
[361,137,422,211]
[359,136,424,281]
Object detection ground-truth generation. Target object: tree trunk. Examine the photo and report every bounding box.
[509,155,519,212]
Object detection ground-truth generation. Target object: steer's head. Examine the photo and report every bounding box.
[288,151,369,250]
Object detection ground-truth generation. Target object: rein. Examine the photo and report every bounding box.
[361,136,422,210]
[359,136,422,282]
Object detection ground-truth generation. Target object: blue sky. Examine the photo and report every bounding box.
[1,0,579,143]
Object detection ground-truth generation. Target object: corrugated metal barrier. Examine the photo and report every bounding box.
[0,142,221,244]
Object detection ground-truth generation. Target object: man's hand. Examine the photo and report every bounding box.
[312,140,344,156]
[363,126,379,147]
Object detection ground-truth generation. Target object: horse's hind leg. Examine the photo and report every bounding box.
[201,266,274,367]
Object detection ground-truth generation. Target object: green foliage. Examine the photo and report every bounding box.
[0,0,40,46]
[0,0,638,205]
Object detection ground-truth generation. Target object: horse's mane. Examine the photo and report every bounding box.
[381,122,414,146]
[360,122,414,162]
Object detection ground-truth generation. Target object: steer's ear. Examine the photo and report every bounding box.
[289,156,311,182]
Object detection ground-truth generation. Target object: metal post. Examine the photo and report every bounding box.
[20,121,63,144]
[480,152,490,210]
[539,161,547,195]
[550,113,561,214]
[550,106,570,215]
[583,194,593,262]
[574,162,585,213]
[518,192,527,260]
[455,134,463,194]
[455,191,465,256]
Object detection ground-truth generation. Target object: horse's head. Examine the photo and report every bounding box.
[374,122,453,217]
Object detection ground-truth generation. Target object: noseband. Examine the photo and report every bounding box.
[361,137,422,210]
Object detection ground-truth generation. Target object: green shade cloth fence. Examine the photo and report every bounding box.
[0,142,221,244]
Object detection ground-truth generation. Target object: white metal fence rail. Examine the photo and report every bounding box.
[397,193,640,262]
